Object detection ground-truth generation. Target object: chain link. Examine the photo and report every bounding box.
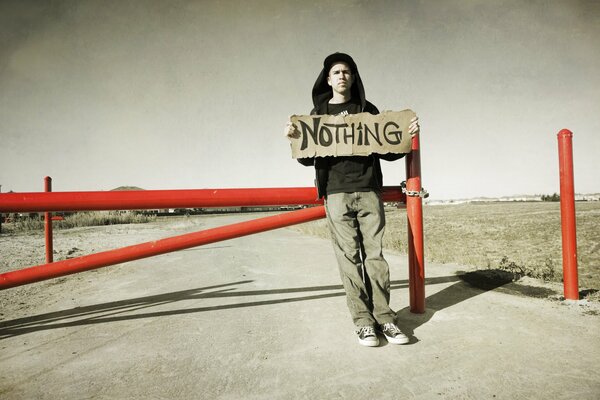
[400,181,429,198]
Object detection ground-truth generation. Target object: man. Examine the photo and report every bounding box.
[285,52,420,347]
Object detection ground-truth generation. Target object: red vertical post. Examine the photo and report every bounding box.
[405,134,425,313]
[557,129,578,300]
[44,176,53,264]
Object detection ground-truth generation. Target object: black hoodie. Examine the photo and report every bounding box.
[298,53,404,199]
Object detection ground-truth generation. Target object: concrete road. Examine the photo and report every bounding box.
[1,213,599,399]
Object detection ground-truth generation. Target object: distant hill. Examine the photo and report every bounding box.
[111,186,145,191]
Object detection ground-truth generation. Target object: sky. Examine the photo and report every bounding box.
[1,0,598,200]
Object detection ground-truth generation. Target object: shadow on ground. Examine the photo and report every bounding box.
[0,269,562,340]
[395,268,562,344]
[459,269,559,298]
[0,275,454,339]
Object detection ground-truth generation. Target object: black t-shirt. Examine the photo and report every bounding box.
[325,101,377,195]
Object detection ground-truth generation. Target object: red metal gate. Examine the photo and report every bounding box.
[0,138,427,313]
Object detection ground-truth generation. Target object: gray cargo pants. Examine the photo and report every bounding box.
[325,191,396,328]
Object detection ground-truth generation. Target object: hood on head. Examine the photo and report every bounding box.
[311,52,366,113]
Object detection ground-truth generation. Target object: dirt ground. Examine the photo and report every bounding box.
[1,214,599,399]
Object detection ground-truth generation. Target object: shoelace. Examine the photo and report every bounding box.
[356,326,376,336]
[382,323,402,335]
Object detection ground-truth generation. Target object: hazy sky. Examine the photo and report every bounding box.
[1,0,598,200]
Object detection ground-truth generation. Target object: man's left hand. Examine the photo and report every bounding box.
[409,116,420,137]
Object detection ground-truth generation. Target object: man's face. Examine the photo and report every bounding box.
[327,62,354,95]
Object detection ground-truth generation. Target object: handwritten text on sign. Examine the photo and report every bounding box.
[289,110,415,159]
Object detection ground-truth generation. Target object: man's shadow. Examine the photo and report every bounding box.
[394,269,559,344]
[394,279,481,345]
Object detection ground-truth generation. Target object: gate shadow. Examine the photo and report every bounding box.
[0,271,524,340]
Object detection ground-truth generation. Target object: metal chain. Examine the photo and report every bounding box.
[400,181,429,198]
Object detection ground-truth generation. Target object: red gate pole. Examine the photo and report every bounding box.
[405,134,425,313]
[0,186,404,213]
[557,129,579,300]
[44,176,53,264]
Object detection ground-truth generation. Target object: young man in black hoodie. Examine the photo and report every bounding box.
[285,52,420,347]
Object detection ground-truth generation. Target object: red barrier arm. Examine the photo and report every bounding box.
[0,206,326,290]
[0,188,404,290]
[0,186,405,213]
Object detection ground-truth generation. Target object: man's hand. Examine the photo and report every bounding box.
[284,119,301,139]
[408,116,420,137]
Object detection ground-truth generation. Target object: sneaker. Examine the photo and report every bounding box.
[381,322,409,345]
[356,326,379,347]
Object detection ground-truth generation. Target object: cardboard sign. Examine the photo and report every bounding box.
[288,110,415,159]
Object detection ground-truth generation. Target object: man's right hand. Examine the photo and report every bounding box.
[284,120,301,139]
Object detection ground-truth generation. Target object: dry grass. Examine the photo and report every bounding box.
[294,201,600,297]
[3,211,156,233]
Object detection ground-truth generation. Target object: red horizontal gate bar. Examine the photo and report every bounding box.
[0,186,405,213]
